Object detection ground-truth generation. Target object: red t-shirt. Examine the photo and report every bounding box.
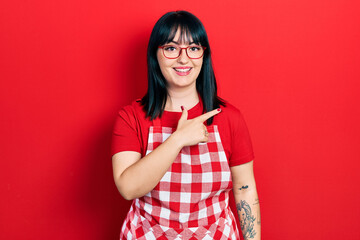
[111,99,254,167]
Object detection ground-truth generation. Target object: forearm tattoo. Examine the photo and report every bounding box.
[238,185,249,190]
[237,200,256,239]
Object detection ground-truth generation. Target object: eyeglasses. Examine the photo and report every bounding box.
[158,44,206,59]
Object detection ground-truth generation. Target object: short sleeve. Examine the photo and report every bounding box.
[229,109,255,167]
[111,106,142,156]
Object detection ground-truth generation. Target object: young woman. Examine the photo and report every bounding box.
[111,11,261,240]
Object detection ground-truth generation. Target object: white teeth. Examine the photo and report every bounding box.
[174,68,191,72]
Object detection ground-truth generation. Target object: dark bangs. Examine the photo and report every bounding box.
[156,14,208,47]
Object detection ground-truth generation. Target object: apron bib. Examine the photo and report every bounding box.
[120,118,239,240]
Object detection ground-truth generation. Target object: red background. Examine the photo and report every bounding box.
[1,0,360,239]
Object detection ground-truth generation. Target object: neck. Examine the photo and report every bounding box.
[165,86,199,112]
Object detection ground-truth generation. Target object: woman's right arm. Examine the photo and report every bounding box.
[112,108,221,200]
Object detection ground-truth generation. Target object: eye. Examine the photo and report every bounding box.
[189,46,201,52]
[163,45,178,52]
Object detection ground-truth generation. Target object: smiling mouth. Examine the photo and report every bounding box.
[173,67,192,72]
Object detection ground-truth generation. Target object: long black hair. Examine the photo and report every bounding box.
[141,10,225,125]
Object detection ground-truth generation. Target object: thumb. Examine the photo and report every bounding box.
[178,106,188,124]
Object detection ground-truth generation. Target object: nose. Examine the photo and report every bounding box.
[177,48,189,64]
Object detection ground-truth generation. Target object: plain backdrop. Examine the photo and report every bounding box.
[1,0,359,239]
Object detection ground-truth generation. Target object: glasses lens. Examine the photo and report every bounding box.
[187,46,204,59]
[163,45,180,58]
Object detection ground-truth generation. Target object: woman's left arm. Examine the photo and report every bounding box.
[231,160,261,240]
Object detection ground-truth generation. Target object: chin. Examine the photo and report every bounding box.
[172,78,197,87]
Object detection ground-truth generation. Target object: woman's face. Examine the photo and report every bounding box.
[157,28,203,91]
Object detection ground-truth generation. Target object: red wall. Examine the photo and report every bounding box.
[1,0,359,239]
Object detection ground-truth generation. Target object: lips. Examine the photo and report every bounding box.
[174,67,192,72]
[173,67,192,76]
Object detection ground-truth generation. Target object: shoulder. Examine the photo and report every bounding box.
[112,99,148,156]
[118,99,145,117]
[115,99,149,127]
[214,99,249,134]
[218,100,244,120]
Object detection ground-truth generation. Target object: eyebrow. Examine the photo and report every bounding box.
[169,40,197,45]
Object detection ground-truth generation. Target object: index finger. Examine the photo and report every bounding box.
[196,108,221,122]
